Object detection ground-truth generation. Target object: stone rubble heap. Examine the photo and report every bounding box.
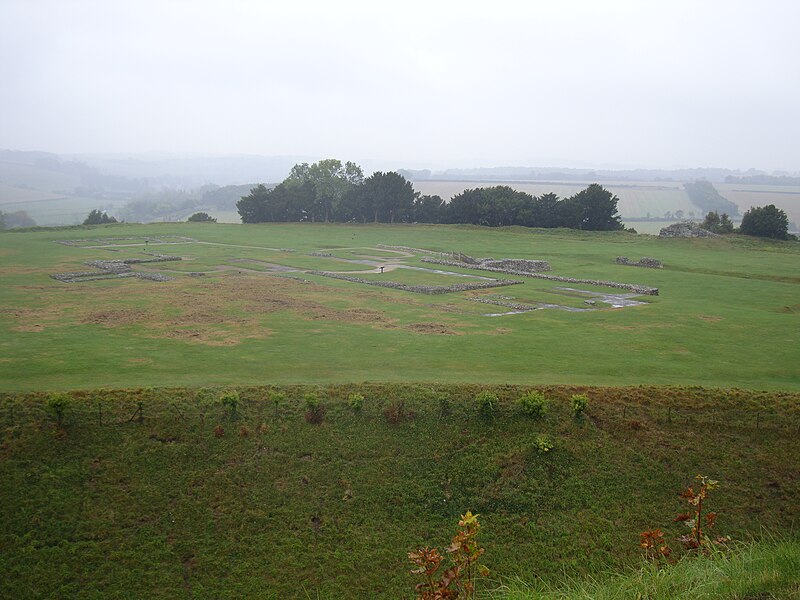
[615,256,663,269]
[658,222,720,238]
[308,271,523,295]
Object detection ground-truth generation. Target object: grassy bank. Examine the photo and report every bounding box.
[493,536,800,599]
[1,384,798,598]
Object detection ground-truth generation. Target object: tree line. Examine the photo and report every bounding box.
[236,159,625,231]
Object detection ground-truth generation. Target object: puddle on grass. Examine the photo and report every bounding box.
[478,286,649,316]
[553,287,648,308]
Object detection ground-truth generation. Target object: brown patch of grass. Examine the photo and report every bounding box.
[82,309,151,327]
[698,315,723,322]
[777,304,800,314]
[405,322,458,335]
[12,323,48,332]
[5,304,69,332]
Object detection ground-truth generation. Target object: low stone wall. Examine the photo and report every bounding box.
[307,271,523,295]
[530,273,658,295]
[467,297,537,311]
[615,256,663,269]
[421,257,552,277]
[479,258,551,272]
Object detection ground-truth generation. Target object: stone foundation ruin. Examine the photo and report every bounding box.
[50,255,181,283]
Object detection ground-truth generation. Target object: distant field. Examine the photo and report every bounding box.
[413,180,700,221]
[0,193,127,226]
[717,183,800,230]
[0,161,81,193]
[0,160,127,226]
[1,222,798,391]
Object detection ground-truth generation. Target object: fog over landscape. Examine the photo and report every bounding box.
[1,0,799,172]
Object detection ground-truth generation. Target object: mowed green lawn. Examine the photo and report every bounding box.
[0,222,798,391]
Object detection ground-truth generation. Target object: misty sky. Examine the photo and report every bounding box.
[1,0,798,171]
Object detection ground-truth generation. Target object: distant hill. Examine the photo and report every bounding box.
[399,165,798,184]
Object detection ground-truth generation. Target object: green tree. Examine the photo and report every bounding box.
[702,211,734,234]
[567,184,623,230]
[187,211,217,222]
[412,194,446,223]
[83,209,118,225]
[739,204,789,240]
[523,192,561,228]
[237,184,270,223]
[286,159,363,222]
[360,171,416,223]
[446,186,531,226]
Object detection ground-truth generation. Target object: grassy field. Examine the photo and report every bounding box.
[1,384,798,598]
[1,222,799,392]
[717,183,800,230]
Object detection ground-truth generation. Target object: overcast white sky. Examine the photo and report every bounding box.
[1,0,798,171]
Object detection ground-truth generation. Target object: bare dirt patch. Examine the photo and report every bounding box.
[405,322,458,335]
[11,323,47,332]
[82,309,151,327]
[159,328,251,346]
[697,315,723,322]
[777,304,800,314]
[490,327,513,335]
[5,305,70,332]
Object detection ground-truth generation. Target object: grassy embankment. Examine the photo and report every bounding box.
[1,384,798,598]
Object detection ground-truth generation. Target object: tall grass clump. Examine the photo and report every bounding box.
[490,536,800,600]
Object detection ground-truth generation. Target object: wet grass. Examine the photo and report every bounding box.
[492,536,800,599]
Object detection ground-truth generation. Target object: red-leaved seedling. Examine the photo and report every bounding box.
[409,511,488,599]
